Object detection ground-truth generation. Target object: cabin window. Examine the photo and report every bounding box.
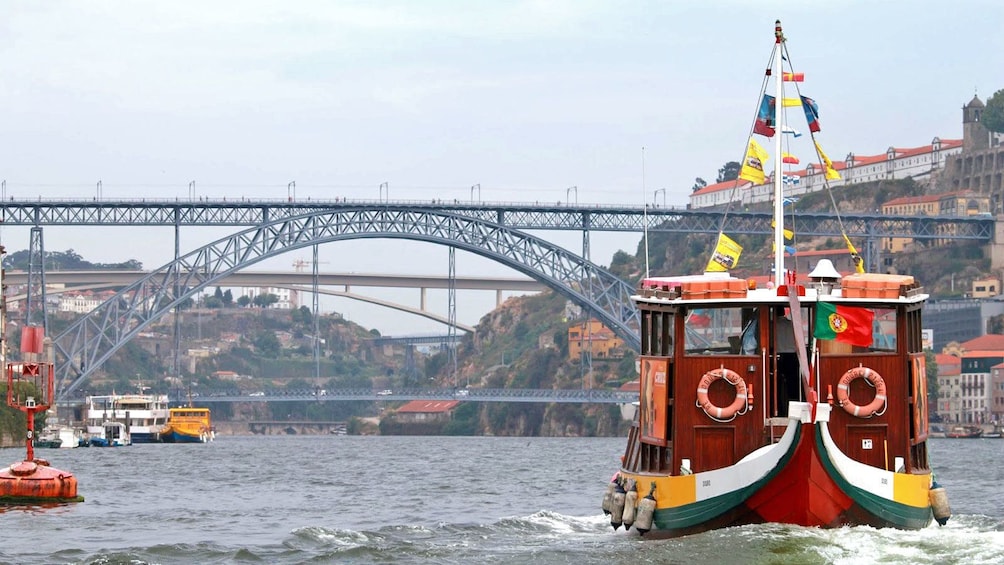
[640,308,676,357]
[683,307,756,356]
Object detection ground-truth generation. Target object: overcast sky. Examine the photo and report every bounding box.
[1,1,1002,334]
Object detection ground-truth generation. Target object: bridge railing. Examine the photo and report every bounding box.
[59,387,639,405]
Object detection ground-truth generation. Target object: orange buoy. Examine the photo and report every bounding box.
[0,458,82,503]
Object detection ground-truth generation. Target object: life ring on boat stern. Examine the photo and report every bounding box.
[696,368,748,420]
[836,366,887,418]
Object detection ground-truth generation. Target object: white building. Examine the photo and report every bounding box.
[240,286,297,309]
[689,137,963,209]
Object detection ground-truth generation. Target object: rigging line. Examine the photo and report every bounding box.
[714,42,780,261]
[781,40,860,270]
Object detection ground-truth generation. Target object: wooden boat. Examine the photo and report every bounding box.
[605,20,949,537]
[945,425,983,438]
[159,406,214,443]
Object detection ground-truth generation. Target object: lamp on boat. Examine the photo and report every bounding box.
[808,259,841,295]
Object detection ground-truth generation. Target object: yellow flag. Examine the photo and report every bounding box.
[739,138,769,184]
[770,220,794,240]
[814,140,841,180]
[843,234,865,273]
[782,97,802,107]
[706,233,743,272]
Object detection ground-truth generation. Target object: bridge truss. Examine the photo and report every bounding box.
[49,207,638,398]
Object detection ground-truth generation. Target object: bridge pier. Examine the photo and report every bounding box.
[990,215,1004,273]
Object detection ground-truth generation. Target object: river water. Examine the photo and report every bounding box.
[1,436,1002,564]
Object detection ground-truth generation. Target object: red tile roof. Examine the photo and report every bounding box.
[960,334,1004,352]
[935,353,961,365]
[396,400,460,414]
[960,351,1004,359]
[883,194,942,207]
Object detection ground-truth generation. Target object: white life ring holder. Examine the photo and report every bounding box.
[837,366,887,418]
[696,368,748,421]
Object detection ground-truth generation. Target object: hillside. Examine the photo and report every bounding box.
[634,178,989,296]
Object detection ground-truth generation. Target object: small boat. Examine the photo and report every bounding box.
[945,425,983,439]
[159,406,214,443]
[33,436,62,448]
[606,20,948,538]
[33,426,82,449]
[88,421,131,447]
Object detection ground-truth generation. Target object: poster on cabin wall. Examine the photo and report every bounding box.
[640,357,669,446]
[912,354,929,443]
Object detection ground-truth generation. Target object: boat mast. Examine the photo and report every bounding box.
[772,20,785,282]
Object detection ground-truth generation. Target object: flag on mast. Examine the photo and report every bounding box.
[755,95,776,137]
[801,95,821,132]
[739,138,769,184]
[782,153,800,164]
[783,72,804,82]
[814,140,841,180]
[706,233,743,272]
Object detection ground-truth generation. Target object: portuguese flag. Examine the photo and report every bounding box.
[815,303,874,347]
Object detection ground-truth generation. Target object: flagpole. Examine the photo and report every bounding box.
[773,20,785,283]
[642,146,650,278]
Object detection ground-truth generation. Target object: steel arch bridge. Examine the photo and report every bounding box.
[51,207,638,398]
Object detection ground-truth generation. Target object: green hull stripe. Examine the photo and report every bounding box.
[653,424,802,530]
[814,428,932,529]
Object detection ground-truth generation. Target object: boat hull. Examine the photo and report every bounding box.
[159,429,209,443]
[619,404,933,538]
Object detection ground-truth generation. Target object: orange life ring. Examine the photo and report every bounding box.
[696,368,748,420]
[836,366,886,417]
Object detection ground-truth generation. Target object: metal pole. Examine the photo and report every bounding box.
[189,180,195,200]
[471,183,481,201]
[379,182,389,202]
[566,186,577,205]
[313,243,320,382]
[288,181,296,202]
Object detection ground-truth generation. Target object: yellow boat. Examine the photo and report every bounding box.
[159,407,214,443]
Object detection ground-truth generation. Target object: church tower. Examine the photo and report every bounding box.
[963,95,990,151]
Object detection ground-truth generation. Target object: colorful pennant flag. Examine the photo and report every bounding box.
[771,243,798,255]
[783,72,804,82]
[782,97,802,107]
[755,95,776,137]
[706,233,743,272]
[814,140,841,180]
[782,174,801,186]
[781,125,802,138]
[782,153,800,164]
[801,95,821,133]
[843,234,865,274]
[783,196,798,206]
[815,303,874,347]
[770,220,794,240]
[739,138,769,184]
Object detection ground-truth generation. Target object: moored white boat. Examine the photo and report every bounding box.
[84,392,170,443]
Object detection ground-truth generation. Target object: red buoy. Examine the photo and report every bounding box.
[0,247,83,503]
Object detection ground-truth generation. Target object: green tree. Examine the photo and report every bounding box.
[253,331,281,357]
[691,177,707,193]
[222,289,234,306]
[717,161,741,183]
[253,293,279,308]
[236,295,251,307]
[983,88,1004,134]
